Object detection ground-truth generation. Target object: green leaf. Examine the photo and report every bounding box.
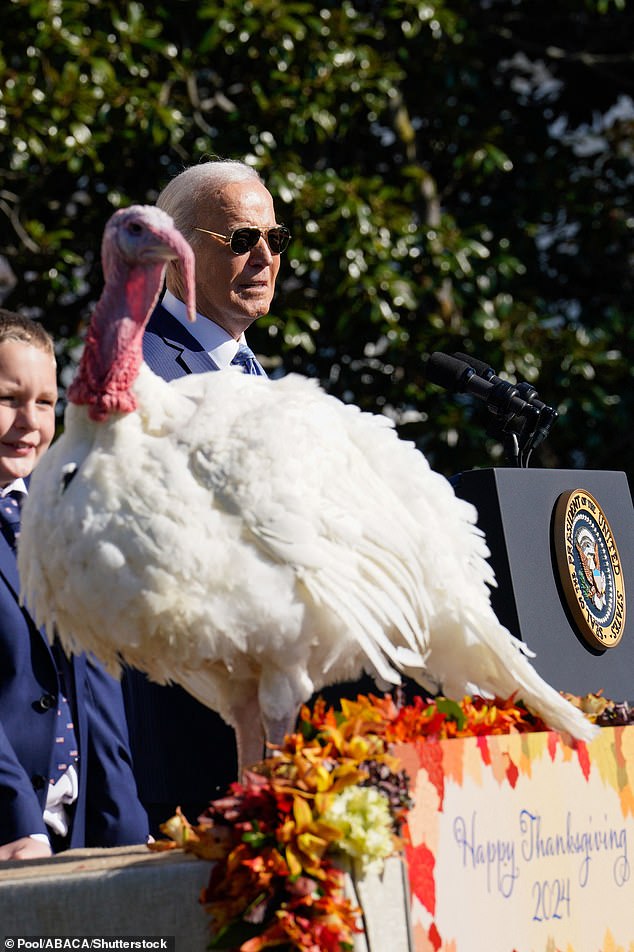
[435,698,466,730]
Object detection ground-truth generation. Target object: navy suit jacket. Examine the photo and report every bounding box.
[121,304,239,831]
[0,525,148,849]
[142,303,222,380]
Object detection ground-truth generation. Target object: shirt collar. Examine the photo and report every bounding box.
[0,478,27,498]
[161,289,245,370]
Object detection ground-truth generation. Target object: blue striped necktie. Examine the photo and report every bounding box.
[231,343,266,376]
[0,491,23,550]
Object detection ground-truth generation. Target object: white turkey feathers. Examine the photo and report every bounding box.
[17,204,596,776]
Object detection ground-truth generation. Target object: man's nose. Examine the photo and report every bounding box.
[249,236,274,264]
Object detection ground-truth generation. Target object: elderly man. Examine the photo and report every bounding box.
[122,160,291,834]
[143,160,289,378]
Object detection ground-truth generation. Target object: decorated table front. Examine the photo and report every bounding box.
[1,724,633,952]
[0,845,410,950]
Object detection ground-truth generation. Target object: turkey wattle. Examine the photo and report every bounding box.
[18,205,596,775]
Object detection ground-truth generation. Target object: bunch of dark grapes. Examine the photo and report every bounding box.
[358,760,413,828]
[596,701,634,726]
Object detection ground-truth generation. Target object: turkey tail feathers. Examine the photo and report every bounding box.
[420,607,599,743]
[502,642,598,742]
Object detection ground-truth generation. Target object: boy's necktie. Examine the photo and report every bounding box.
[0,491,23,550]
[231,343,266,376]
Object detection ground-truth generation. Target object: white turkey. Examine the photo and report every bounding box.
[18,205,596,775]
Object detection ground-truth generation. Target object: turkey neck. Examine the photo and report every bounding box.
[68,255,166,422]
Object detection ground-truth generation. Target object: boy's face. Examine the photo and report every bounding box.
[0,340,57,487]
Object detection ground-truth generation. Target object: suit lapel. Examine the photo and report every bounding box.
[144,304,219,378]
[179,348,221,374]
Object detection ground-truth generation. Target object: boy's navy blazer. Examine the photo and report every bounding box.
[0,520,148,848]
[121,303,239,825]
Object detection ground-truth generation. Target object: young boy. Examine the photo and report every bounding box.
[0,308,148,859]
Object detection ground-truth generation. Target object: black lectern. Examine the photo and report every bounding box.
[452,468,634,700]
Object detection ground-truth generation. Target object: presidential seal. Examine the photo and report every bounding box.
[553,489,626,650]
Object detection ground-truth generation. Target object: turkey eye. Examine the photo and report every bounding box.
[128,223,143,235]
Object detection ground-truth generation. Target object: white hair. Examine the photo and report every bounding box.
[157,160,263,245]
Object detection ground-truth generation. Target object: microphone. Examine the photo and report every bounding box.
[453,353,547,409]
[452,352,558,450]
[424,352,537,428]
[452,353,496,382]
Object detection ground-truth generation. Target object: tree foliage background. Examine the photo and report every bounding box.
[1,0,632,481]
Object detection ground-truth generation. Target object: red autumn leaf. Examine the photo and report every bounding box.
[576,740,591,781]
[404,839,436,915]
[477,734,491,765]
[429,920,443,951]
[547,731,559,761]
[416,739,445,805]
[505,756,519,789]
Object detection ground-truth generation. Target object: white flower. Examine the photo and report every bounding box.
[322,784,395,874]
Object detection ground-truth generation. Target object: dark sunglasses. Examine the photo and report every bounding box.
[194,225,291,255]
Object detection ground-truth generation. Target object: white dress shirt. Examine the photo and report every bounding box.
[161,289,247,368]
[0,477,28,500]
